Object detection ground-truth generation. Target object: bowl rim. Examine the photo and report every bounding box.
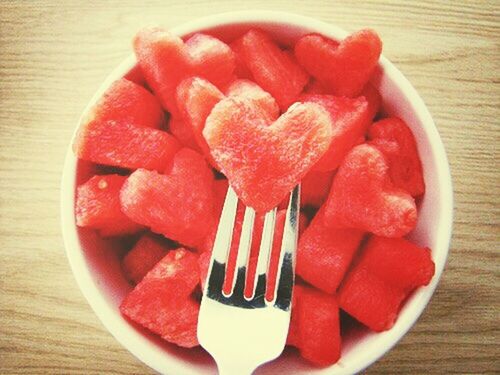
[60,10,453,375]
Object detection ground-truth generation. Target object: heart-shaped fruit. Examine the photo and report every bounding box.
[204,97,332,212]
[295,29,382,97]
[368,117,425,197]
[134,28,235,116]
[120,148,215,247]
[324,144,417,237]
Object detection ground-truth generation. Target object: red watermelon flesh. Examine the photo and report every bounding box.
[295,30,382,97]
[122,233,171,285]
[82,78,165,130]
[236,29,309,110]
[324,144,417,238]
[76,174,144,237]
[134,28,234,116]
[225,79,280,120]
[124,65,147,86]
[230,37,253,79]
[292,285,341,366]
[299,94,370,172]
[176,77,225,167]
[204,97,332,212]
[74,120,180,171]
[120,148,215,247]
[212,179,229,218]
[338,266,406,332]
[359,236,435,293]
[168,116,200,151]
[120,248,200,347]
[301,170,335,207]
[296,209,364,294]
[368,117,425,197]
[360,83,382,121]
[303,78,330,95]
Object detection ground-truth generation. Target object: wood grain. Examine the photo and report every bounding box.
[0,0,498,373]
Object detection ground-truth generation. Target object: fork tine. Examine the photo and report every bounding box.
[249,207,277,302]
[274,185,300,310]
[227,206,255,297]
[205,186,238,298]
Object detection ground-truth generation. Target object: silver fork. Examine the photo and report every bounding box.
[198,185,300,375]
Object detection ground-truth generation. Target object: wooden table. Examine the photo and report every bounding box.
[0,1,498,373]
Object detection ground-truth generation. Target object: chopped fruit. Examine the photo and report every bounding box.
[74,120,180,171]
[124,65,147,86]
[120,149,215,247]
[134,28,234,116]
[120,249,200,347]
[324,144,417,237]
[360,83,382,121]
[82,78,165,130]
[291,285,341,366]
[297,210,363,293]
[236,29,309,110]
[295,29,382,97]
[122,233,171,284]
[76,174,144,237]
[368,117,425,196]
[299,94,370,171]
[204,97,332,212]
[168,116,200,151]
[225,79,280,120]
[301,170,335,207]
[230,37,253,79]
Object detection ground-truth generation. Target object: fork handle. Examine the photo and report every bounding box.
[217,361,256,375]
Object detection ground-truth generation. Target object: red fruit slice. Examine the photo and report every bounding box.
[212,179,229,218]
[168,116,200,151]
[324,144,417,238]
[230,37,253,79]
[120,148,215,247]
[301,170,335,207]
[360,83,382,121]
[360,236,435,293]
[124,65,147,86]
[82,78,165,130]
[74,120,180,171]
[225,79,279,120]
[185,33,236,88]
[296,210,363,293]
[122,233,171,284]
[204,97,332,212]
[299,94,370,171]
[76,174,144,237]
[120,248,200,347]
[303,78,330,95]
[295,29,382,97]
[293,285,341,366]
[368,117,425,197]
[134,28,234,116]
[338,267,406,332]
[176,77,225,167]
[237,29,309,110]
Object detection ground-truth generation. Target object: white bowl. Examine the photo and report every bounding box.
[61,10,453,375]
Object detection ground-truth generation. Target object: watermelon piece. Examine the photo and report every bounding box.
[168,116,200,151]
[295,30,382,97]
[230,37,253,79]
[124,65,147,86]
[134,28,234,116]
[324,144,417,238]
[122,233,171,284]
[225,79,279,120]
[120,148,215,247]
[296,210,364,293]
[303,78,330,95]
[236,29,309,110]
[74,120,180,171]
[292,285,341,366]
[176,77,225,167]
[213,179,229,218]
[301,170,335,207]
[359,236,435,293]
[299,94,370,172]
[360,83,382,121]
[204,97,332,212]
[76,174,144,237]
[120,248,200,347]
[82,78,165,130]
[368,117,425,197]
